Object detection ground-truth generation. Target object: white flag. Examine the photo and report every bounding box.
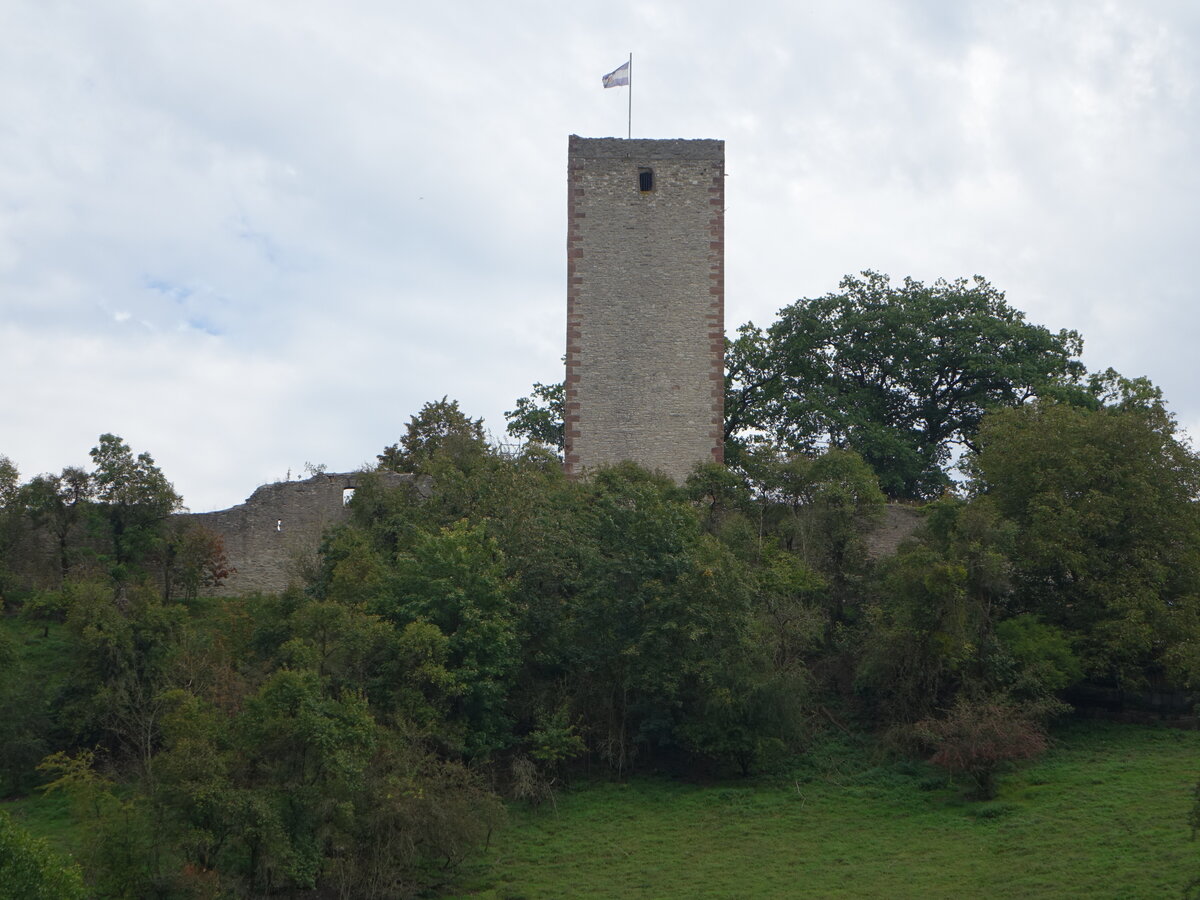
[602,60,630,88]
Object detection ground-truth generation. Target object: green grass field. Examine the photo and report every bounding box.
[454,723,1200,899]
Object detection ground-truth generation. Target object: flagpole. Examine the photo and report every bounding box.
[627,52,632,139]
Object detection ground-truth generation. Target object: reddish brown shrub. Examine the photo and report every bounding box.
[916,697,1048,800]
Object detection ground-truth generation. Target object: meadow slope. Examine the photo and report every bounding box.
[456,723,1200,899]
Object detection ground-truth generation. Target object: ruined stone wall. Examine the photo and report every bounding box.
[565,136,725,483]
[864,504,923,560]
[2,517,74,594]
[182,471,429,596]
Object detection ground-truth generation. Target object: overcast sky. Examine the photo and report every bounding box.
[2,1,1198,511]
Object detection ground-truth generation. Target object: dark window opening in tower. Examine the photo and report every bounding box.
[638,168,654,192]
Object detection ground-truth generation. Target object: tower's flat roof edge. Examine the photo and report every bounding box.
[569,135,723,160]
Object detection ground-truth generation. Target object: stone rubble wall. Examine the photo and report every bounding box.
[181,471,429,596]
[864,504,923,560]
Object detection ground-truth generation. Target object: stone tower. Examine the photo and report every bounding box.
[564,135,725,482]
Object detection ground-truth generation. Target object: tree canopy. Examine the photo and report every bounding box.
[379,396,487,473]
[967,395,1200,684]
[88,434,183,572]
[729,271,1087,498]
[504,381,564,451]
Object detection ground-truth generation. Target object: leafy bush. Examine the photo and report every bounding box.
[915,698,1048,800]
[0,808,86,900]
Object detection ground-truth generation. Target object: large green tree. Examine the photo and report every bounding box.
[967,392,1200,686]
[21,467,92,581]
[88,434,183,575]
[371,520,520,759]
[0,457,22,596]
[378,397,487,474]
[742,271,1086,498]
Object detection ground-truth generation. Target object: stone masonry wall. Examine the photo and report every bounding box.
[182,471,429,596]
[565,136,725,483]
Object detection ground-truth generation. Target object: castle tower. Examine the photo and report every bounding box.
[564,136,725,482]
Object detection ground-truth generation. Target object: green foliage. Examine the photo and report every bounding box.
[0,622,14,671]
[20,468,92,583]
[353,437,817,776]
[379,397,488,474]
[684,460,756,540]
[742,271,1085,498]
[1085,366,1168,411]
[0,455,18,508]
[0,456,23,600]
[146,605,506,897]
[525,706,586,768]
[514,271,1084,499]
[859,541,974,723]
[0,417,537,896]
[858,497,1030,723]
[754,547,827,676]
[242,670,376,790]
[557,464,788,772]
[88,434,182,577]
[0,808,85,900]
[969,399,1200,685]
[372,520,519,758]
[38,749,163,898]
[505,381,565,451]
[236,671,377,888]
[723,322,776,467]
[57,578,185,768]
[750,448,884,625]
[0,617,71,797]
[0,630,51,797]
[152,690,242,876]
[994,614,1082,698]
[5,435,189,603]
[336,733,506,897]
[383,619,459,732]
[89,434,181,514]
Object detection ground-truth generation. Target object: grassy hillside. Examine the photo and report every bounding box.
[5,610,1200,898]
[455,722,1200,899]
